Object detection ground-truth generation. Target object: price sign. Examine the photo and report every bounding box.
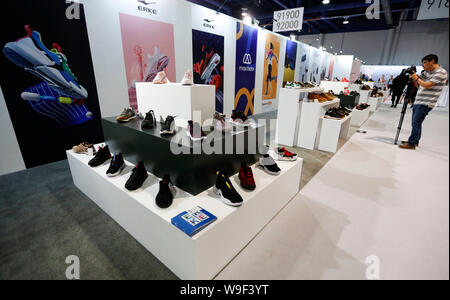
[273,7,304,33]
[417,0,449,20]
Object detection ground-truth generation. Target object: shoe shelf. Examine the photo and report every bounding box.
[368,96,382,112]
[136,82,216,129]
[350,108,370,127]
[317,113,352,153]
[296,98,340,150]
[67,148,303,280]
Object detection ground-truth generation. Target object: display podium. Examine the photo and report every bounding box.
[368,97,382,112]
[296,98,340,150]
[317,114,352,153]
[320,81,350,94]
[67,148,303,280]
[102,117,264,195]
[136,83,215,128]
[350,108,370,127]
[359,90,371,103]
[276,87,323,147]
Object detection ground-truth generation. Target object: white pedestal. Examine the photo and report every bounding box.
[296,98,340,150]
[359,90,370,104]
[317,114,352,153]
[349,84,362,92]
[362,81,375,88]
[368,97,382,112]
[320,81,350,94]
[136,82,215,128]
[67,149,303,280]
[350,108,370,127]
[276,87,323,147]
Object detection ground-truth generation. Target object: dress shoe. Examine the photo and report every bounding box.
[399,143,416,150]
[402,141,418,147]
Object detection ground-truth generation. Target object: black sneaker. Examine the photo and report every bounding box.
[125,161,148,191]
[214,171,243,207]
[156,174,177,209]
[141,110,156,129]
[106,153,126,177]
[259,154,281,175]
[160,115,176,135]
[231,109,250,126]
[187,120,207,141]
[88,145,111,167]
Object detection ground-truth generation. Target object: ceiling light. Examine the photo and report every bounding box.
[242,12,248,16]
[343,18,349,24]
[323,0,330,4]
[290,34,296,40]
[243,15,252,25]
[330,46,333,49]
[340,50,343,53]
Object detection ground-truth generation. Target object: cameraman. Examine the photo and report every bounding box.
[399,54,448,150]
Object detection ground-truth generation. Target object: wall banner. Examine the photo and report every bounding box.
[234,22,258,116]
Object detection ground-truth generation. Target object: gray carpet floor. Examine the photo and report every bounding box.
[0,110,359,280]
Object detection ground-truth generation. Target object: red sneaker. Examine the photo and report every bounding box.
[239,162,256,191]
[276,147,298,161]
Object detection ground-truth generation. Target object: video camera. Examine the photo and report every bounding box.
[405,65,417,75]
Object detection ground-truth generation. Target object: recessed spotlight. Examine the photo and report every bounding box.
[343,20,349,24]
[323,0,330,4]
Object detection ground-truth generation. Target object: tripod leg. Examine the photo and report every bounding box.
[394,100,409,144]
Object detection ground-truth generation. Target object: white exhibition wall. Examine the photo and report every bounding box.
[332,55,354,80]
[0,0,349,175]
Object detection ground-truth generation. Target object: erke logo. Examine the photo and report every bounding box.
[203,19,215,29]
[137,0,157,15]
[243,53,252,65]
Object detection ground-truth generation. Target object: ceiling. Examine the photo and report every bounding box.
[187,0,422,36]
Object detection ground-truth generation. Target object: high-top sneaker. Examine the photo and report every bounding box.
[88,145,112,167]
[181,69,194,86]
[125,161,148,191]
[187,120,207,141]
[141,110,156,129]
[156,174,177,209]
[160,115,176,135]
[214,171,243,207]
[106,153,126,177]
[239,162,256,191]
[259,154,281,175]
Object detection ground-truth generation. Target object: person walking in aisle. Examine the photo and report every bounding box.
[391,70,409,108]
[399,54,448,150]
[387,75,394,95]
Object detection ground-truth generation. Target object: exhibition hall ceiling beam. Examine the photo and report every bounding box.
[187,0,232,14]
[273,0,289,10]
[381,0,394,25]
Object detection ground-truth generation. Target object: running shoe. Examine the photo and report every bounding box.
[143,47,170,82]
[285,82,295,88]
[187,120,206,141]
[116,107,137,123]
[153,71,169,84]
[214,171,243,207]
[3,25,88,99]
[201,53,220,81]
[276,147,298,161]
[125,161,148,191]
[106,153,126,177]
[72,142,96,155]
[181,69,194,86]
[259,154,281,175]
[156,174,177,209]
[239,162,256,191]
[88,145,111,167]
[213,113,232,133]
[141,110,156,129]
[160,115,176,136]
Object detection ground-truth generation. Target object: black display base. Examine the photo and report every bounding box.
[339,94,360,108]
[102,117,265,195]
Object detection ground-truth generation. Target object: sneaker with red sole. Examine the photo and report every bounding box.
[276,147,298,161]
[239,162,256,191]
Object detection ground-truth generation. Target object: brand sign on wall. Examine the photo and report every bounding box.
[234,22,258,116]
[417,0,449,20]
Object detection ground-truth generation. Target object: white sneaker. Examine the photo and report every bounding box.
[153,71,170,84]
[181,69,194,86]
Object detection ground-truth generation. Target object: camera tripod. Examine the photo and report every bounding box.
[394,97,410,145]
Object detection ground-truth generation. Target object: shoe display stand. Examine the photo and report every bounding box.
[316,113,352,153]
[368,97,382,112]
[359,90,371,104]
[67,149,303,280]
[362,81,375,89]
[319,81,350,94]
[296,98,341,150]
[102,117,264,195]
[136,82,216,128]
[338,94,360,109]
[350,108,370,127]
[349,83,362,92]
[276,87,323,147]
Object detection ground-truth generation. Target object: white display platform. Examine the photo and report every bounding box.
[350,108,370,127]
[320,81,350,94]
[362,81,375,88]
[368,97,382,112]
[317,114,352,153]
[136,82,215,128]
[349,83,362,92]
[67,148,303,280]
[296,98,340,150]
[276,87,323,147]
[359,90,371,104]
